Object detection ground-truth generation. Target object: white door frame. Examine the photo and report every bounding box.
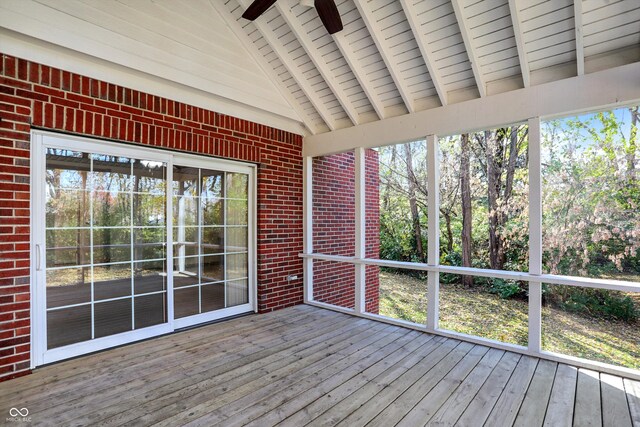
[30,131,257,367]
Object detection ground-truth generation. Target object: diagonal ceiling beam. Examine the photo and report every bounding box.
[574,0,584,76]
[353,1,416,113]
[275,2,360,125]
[451,0,486,97]
[399,0,448,106]
[508,0,531,87]
[333,30,386,120]
[235,0,338,131]
[209,0,320,134]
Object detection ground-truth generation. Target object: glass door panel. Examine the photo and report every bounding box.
[172,167,250,318]
[44,148,168,350]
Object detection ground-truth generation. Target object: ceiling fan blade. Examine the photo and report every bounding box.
[241,0,278,21]
[315,0,343,34]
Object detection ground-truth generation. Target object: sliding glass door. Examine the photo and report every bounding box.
[32,132,255,366]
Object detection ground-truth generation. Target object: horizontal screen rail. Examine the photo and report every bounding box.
[299,253,640,293]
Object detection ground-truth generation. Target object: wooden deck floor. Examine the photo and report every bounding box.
[1,305,639,426]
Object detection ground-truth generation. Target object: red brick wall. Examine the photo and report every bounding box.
[0,54,305,381]
[312,151,380,313]
[365,149,380,314]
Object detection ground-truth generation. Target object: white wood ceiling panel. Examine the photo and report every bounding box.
[464,0,505,16]
[338,0,406,113]
[463,0,520,84]
[519,0,576,72]
[286,0,375,120]
[408,0,476,97]
[257,4,349,124]
[520,0,568,21]
[583,3,640,56]
[367,0,437,106]
[584,33,640,58]
[223,0,326,132]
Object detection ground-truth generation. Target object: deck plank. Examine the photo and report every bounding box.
[88,317,389,426]
[333,338,461,427]
[427,348,506,426]
[262,334,441,426]
[243,332,436,426]
[484,355,539,427]
[27,306,342,418]
[0,305,636,427]
[544,364,578,427]
[623,378,640,427]
[395,345,491,427]
[188,329,419,426]
[574,368,602,427]
[456,351,521,426]
[601,373,633,427]
[366,341,476,427]
[146,324,405,426]
[514,359,558,427]
[50,312,369,425]
[0,305,317,405]
[301,337,448,427]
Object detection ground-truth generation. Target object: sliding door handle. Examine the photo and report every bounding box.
[35,244,43,271]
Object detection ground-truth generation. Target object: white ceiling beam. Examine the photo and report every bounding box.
[209,0,320,134]
[332,31,387,120]
[275,2,361,126]
[399,0,448,106]
[508,0,531,88]
[451,0,486,97]
[353,1,416,113]
[235,0,338,131]
[304,61,640,156]
[574,0,585,76]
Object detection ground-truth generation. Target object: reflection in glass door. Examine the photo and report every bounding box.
[172,166,249,320]
[45,149,168,349]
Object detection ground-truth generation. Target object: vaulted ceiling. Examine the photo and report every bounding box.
[1,0,639,136]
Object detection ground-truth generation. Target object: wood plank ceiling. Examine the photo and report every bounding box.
[217,0,640,135]
[1,0,639,136]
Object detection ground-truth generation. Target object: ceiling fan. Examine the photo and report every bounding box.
[241,0,344,35]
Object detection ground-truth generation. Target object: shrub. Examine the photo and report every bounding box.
[545,286,638,322]
[487,279,525,299]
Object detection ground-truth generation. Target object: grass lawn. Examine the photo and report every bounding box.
[379,271,640,370]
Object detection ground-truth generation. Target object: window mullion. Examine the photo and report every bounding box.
[355,148,366,314]
[426,134,440,332]
[528,116,543,353]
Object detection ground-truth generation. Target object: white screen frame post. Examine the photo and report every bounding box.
[303,156,313,304]
[354,147,366,314]
[528,117,543,353]
[426,134,440,333]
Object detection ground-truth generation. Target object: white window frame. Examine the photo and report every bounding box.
[31,130,257,367]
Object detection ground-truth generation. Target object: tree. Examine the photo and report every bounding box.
[460,133,473,286]
[403,143,425,262]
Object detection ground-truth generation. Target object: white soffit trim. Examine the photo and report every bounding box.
[303,61,640,157]
[0,29,308,136]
